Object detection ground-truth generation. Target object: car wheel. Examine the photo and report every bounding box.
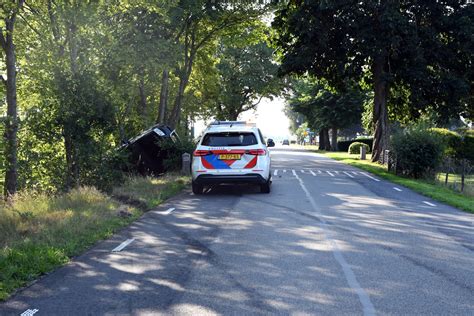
[192,181,204,195]
[260,180,271,194]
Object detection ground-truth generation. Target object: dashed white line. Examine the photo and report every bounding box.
[21,309,39,316]
[274,169,278,176]
[326,171,335,177]
[283,169,287,173]
[423,201,436,207]
[112,238,135,252]
[343,171,354,178]
[301,170,305,173]
[360,172,380,182]
[393,187,402,192]
[334,171,340,174]
[318,170,322,174]
[292,170,297,176]
[163,207,175,215]
[309,170,316,176]
[352,171,358,175]
[293,172,376,316]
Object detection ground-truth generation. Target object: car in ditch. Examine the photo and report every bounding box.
[191,121,273,194]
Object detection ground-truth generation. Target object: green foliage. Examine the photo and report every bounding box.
[337,138,373,152]
[159,137,196,172]
[429,128,462,158]
[348,142,370,155]
[391,129,444,179]
[288,78,365,133]
[458,130,474,162]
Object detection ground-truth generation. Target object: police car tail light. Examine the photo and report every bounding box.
[247,149,266,156]
[193,150,211,156]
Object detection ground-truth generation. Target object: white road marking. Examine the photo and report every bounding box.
[112,238,135,252]
[274,169,278,176]
[343,171,354,178]
[334,171,340,174]
[301,170,305,173]
[21,309,39,316]
[318,170,322,174]
[352,171,358,175]
[309,170,316,176]
[360,172,380,182]
[423,201,436,207]
[283,169,287,173]
[393,187,402,192]
[163,207,175,215]
[292,170,297,176]
[326,171,335,177]
[293,173,376,316]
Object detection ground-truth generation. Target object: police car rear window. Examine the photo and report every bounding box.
[201,132,258,147]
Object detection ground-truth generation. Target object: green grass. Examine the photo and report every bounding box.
[315,151,473,213]
[0,174,190,301]
[112,174,190,209]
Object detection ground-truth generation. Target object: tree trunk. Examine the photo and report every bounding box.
[371,56,389,162]
[2,18,19,198]
[331,126,338,151]
[138,75,147,119]
[168,70,189,129]
[157,69,169,124]
[318,130,325,150]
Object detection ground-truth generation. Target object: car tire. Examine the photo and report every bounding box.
[260,179,271,194]
[192,181,204,195]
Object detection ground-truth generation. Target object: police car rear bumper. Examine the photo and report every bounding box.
[194,174,268,185]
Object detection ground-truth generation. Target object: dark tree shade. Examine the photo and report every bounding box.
[273,0,473,162]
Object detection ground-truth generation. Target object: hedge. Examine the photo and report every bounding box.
[348,142,371,154]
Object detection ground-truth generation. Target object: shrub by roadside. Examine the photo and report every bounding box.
[0,174,189,301]
[348,142,371,154]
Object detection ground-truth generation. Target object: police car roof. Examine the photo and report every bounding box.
[205,121,258,133]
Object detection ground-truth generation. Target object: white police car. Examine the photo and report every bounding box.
[191,121,273,194]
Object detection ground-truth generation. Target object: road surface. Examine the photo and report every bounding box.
[1,148,473,315]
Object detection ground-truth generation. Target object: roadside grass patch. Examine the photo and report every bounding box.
[112,174,190,209]
[320,151,474,213]
[0,174,189,301]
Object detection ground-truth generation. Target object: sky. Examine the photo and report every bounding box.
[194,97,292,140]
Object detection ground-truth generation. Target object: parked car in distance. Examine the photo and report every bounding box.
[282,139,290,146]
[191,121,272,194]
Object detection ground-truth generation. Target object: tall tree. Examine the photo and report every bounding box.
[1,0,25,197]
[273,0,473,161]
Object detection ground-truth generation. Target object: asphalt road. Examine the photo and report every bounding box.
[1,147,473,315]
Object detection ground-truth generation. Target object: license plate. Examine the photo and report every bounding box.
[218,154,241,160]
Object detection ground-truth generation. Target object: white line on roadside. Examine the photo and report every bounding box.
[343,171,354,178]
[334,171,340,174]
[301,170,305,173]
[423,201,436,207]
[326,171,335,177]
[293,173,376,316]
[21,309,39,316]
[352,171,358,175]
[274,169,278,176]
[292,170,297,176]
[283,169,287,173]
[163,207,175,215]
[393,187,402,192]
[310,170,316,176]
[360,172,380,182]
[112,238,135,252]
[318,170,322,174]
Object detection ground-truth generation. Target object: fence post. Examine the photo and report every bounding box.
[360,146,366,160]
[461,159,465,193]
[181,153,191,175]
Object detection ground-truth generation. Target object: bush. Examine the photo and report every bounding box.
[458,130,474,162]
[391,128,444,179]
[160,137,196,171]
[337,137,373,152]
[348,142,371,154]
[429,128,462,158]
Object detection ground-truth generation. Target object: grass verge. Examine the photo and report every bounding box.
[316,150,473,213]
[0,174,189,301]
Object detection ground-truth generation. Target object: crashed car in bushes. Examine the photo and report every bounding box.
[120,124,180,176]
